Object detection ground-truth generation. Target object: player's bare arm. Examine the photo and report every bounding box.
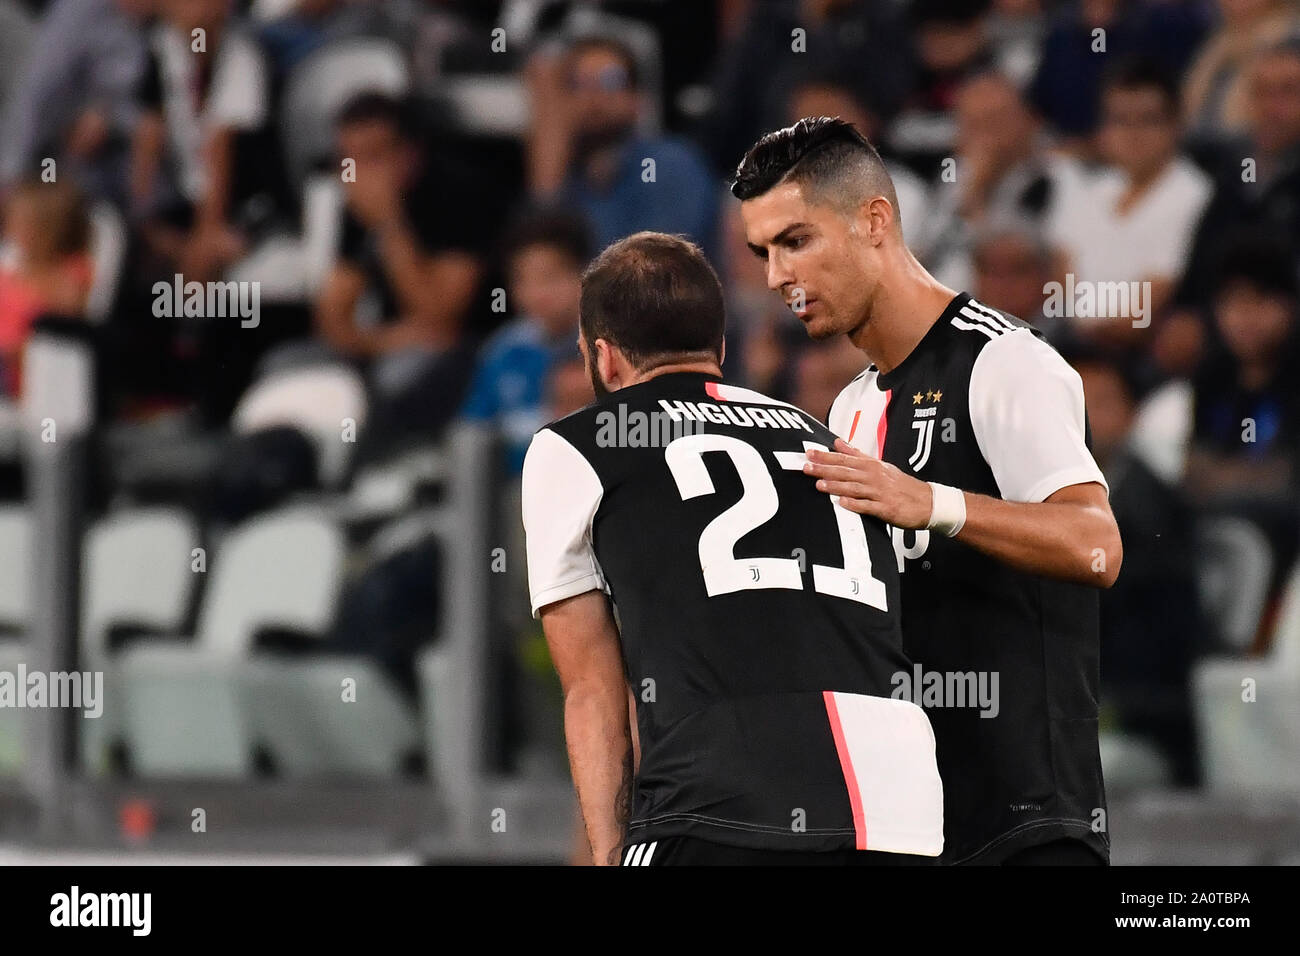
[538,590,634,866]
[805,440,1122,588]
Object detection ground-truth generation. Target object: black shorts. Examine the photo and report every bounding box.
[621,837,937,866]
[999,838,1107,866]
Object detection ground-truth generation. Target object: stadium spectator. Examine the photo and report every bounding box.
[0,179,93,398]
[316,91,492,458]
[1046,57,1212,348]
[1183,0,1300,141]
[0,0,152,206]
[704,0,914,176]
[1184,233,1300,587]
[1031,0,1209,148]
[317,92,487,363]
[129,0,282,284]
[969,215,1065,342]
[525,33,719,257]
[1178,38,1300,310]
[1069,345,1202,787]
[461,208,591,476]
[891,0,996,168]
[925,69,1084,291]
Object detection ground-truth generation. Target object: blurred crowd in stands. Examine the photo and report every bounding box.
[1,0,1298,787]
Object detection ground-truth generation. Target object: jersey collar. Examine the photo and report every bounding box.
[875,291,972,392]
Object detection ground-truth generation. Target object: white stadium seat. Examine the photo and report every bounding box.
[0,505,30,626]
[233,363,368,488]
[1194,559,1300,794]
[0,639,24,774]
[1099,729,1172,793]
[1193,661,1300,795]
[117,506,345,777]
[1196,516,1274,653]
[245,655,419,778]
[0,506,29,774]
[78,507,199,774]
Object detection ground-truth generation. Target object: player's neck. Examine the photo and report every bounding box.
[626,360,723,387]
[850,264,957,375]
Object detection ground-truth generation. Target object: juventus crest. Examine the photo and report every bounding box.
[907,389,942,472]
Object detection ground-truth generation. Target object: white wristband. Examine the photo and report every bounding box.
[926,482,966,537]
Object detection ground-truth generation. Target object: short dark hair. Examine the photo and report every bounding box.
[336,91,417,139]
[568,34,640,89]
[1215,229,1300,301]
[1102,56,1182,116]
[502,207,594,271]
[730,116,899,220]
[580,232,724,368]
[910,0,992,27]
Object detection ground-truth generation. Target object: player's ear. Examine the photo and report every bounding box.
[594,338,618,388]
[719,336,727,368]
[865,195,894,244]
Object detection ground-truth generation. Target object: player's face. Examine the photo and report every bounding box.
[740,181,874,341]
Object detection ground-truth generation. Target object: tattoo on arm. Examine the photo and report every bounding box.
[600,738,631,868]
[608,746,633,865]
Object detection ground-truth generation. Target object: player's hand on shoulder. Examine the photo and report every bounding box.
[804,439,933,529]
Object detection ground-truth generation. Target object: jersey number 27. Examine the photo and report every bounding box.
[665,434,888,610]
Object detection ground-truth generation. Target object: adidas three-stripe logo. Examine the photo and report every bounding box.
[622,842,658,866]
[951,299,1016,339]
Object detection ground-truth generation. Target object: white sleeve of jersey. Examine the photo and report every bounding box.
[967,330,1108,503]
[521,428,607,618]
[826,378,857,438]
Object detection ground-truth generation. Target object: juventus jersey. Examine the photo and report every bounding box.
[523,373,943,855]
[827,292,1110,865]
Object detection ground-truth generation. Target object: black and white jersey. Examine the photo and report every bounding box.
[827,292,1110,865]
[523,372,943,855]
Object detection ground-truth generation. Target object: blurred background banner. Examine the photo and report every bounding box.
[0,0,1295,865]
